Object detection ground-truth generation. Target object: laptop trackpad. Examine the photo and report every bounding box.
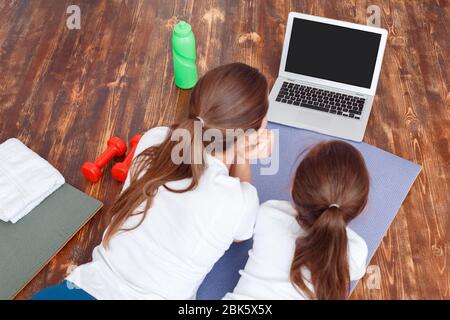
[297,111,332,129]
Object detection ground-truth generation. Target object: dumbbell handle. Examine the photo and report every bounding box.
[95,146,121,169]
[111,134,142,183]
[122,137,141,166]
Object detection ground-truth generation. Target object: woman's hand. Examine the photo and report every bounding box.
[235,129,274,163]
[230,128,273,183]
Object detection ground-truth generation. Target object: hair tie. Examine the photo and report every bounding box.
[329,203,340,209]
[195,116,205,127]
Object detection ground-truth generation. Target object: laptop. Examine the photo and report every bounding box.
[268,12,388,141]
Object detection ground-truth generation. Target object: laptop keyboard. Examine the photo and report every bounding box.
[275,81,365,119]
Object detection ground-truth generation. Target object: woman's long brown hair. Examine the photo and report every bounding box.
[290,140,370,300]
[103,63,269,246]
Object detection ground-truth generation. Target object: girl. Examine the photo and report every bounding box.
[225,140,370,300]
[33,63,272,300]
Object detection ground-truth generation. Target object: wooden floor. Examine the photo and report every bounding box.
[0,0,448,300]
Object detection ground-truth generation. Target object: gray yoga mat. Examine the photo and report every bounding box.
[197,123,421,299]
[0,183,103,300]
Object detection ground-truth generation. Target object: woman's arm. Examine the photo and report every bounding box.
[231,129,274,184]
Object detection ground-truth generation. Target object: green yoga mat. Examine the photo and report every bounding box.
[0,183,103,300]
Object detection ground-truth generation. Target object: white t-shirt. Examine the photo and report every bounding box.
[67,127,260,300]
[224,200,368,300]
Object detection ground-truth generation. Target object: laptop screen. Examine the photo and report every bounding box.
[285,18,381,89]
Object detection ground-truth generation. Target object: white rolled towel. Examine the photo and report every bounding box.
[0,138,65,223]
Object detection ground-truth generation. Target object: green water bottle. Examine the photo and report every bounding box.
[172,21,197,89]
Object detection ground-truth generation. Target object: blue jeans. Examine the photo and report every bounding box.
[31,280,96,300]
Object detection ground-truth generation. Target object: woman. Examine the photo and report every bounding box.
[33,62,272,300]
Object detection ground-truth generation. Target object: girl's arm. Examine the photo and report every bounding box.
[231,129,273,184]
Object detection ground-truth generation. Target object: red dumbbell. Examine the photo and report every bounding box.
[111,134,143,183]
[82,137,127,182]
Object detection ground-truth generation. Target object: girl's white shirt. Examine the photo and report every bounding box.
[67,126,259,300]
[224,200,368,300]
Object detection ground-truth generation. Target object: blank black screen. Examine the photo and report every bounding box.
[285,18,381,88]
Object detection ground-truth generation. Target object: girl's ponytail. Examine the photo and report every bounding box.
[290,206,349,300]
[290,141,369,299]
[103,117,203,245]
[164,116,206,191]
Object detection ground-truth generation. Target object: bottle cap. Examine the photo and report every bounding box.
[174,21,192,36]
